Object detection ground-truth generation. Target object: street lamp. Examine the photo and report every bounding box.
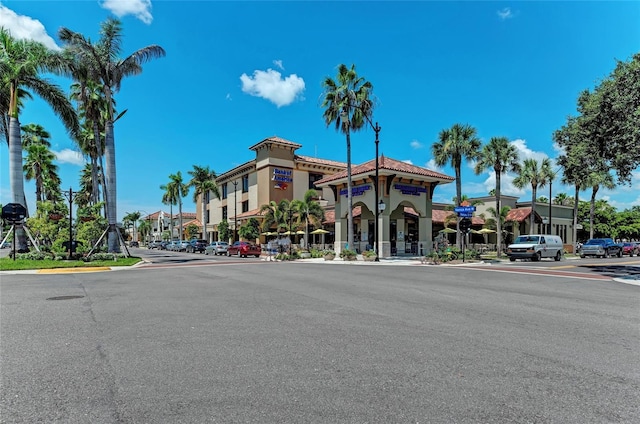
[232,180,238,243]
[340,109,382,260]
[62,187,80,259]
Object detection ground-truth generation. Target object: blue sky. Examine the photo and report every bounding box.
[1,0,639,220]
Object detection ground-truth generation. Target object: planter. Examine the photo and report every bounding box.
[323,254,336,261]
[80,216,95,222]
[341,255,357,261]
[49,213,63,221]
[299,252,311,259]
[363,255,377,262]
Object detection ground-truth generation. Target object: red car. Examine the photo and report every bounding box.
[621,242,639,257]
[227,241,261,258]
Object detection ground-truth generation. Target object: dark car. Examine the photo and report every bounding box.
[227,241,261,258]
[129,241,139,247]
[186,239,208,253]
[621,242,639,257]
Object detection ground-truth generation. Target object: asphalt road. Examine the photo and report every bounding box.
[1,260,639,423]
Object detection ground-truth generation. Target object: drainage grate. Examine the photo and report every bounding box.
[46,295,85,301]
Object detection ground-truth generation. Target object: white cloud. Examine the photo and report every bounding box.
[240,68,305,108]
[511,139,549,162]
[425,159,444,173]
[402,159,413,165]
[54,149,85,166]
[273,59,284,70]
[0,4,60,50]
[410,140,423,150]
[497,7,514,20]
[100,0,153,24]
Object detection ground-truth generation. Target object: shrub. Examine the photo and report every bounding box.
[339,248,357,259]
[362,250,377,258]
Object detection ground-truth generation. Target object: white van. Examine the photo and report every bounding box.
[506,234,564,262]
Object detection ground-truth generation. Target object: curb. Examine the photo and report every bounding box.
[38,267,112,274]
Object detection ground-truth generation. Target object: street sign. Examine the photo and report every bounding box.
[1,203,27,223]
[454,206,476,214]
[457,213,473,218]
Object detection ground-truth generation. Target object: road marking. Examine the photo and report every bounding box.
[548,265,576,269]
[462,265,612,281]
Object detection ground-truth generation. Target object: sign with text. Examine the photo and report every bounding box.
[340,185,371,197]
[272,168,293,183]
[394,184,427,196]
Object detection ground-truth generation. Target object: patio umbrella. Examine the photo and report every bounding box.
[261,231,275,236]
[477,228,496,234]
[310,229,330,235]
[295,230,305,235]
[439,228,457,234]
[281,230,293,235]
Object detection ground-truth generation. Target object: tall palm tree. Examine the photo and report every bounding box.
[584,171,615,239]
[485,205,517,245]
[553,192,573,206]
[474,136,520,257]
[23,142,58,203]
[160,184,177,241]
[21,123,51,147]
[59,18,165,252]
[1,28,79,250]
[163,172,189,241]
[321,63,374,250]
[432,123,481,247]
[513,158,553,234]
[123,211,141,242]
[188,165,220,242]
[292,189,325,248]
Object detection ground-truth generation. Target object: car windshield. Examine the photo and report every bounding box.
[514,236,540,243]
[584,239,605,245]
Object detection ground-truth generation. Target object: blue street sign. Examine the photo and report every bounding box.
[458,213,473,218]
[454,206,476,213]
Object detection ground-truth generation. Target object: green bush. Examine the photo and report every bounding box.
[340,248,357,259]
[362,250,377,258]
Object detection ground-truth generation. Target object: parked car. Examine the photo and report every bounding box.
[149,240,163,249]
[186,239,208,253]
[580,238,623,258]
[621,242,639,257]
[205,241,229,255]
[167,240,187,251]
[227,241,261,258]
[129,241,139,247]
[506,234,564,262]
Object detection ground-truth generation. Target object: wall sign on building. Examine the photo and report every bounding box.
[394,184,427,196]
[340,185,371,197]
[272,168,293,183]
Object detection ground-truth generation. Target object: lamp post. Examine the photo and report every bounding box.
[62,187,80,259]
[548,167,560,235]
[232,180,238,243]
[341,110,383,259]
[139,210,151,246]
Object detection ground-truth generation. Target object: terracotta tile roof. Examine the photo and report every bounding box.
[323,209,335,224]
[143,211,166,220]
[315,155,454,185]
[506,207,541,223]
[431,209,457,224]
[249,136,302,151]
[180,219,202,228]
[176,212,197,219]
[235,208,264,219]
[295,155,347,168]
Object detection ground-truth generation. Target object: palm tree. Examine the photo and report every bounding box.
[163,172,189,241]
[485,205,516,245]
[188,165,220,242]
[23,142,58,203]
[513,158,553,234]
[259,200,287,233]
[21,123,51,147]
[1,28,79,250]
[553,192,573,206]
[584,171,615,239]
[474,136,520,257]
[123,211,141,242]
[321,63,374,250]
[432,123,481,247]
[160,184,177,241]
[59,18,165,252]
[291,189,325,249]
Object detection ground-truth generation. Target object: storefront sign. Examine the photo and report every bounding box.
[394,184,427,196]
[272,168,293,183]
[340,185,371,197]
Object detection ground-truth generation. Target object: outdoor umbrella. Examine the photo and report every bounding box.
[439,228,457,234]
[310,229,330,234]
[295,230,305,235]
[477,228,496,234]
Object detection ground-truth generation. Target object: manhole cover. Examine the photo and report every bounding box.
[46,295,85,301]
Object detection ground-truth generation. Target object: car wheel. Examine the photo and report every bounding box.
[532,252,541,262]
[617,249,622,258]
[255,254,260,258]
[554,251,562,261]
[509,257,515,262]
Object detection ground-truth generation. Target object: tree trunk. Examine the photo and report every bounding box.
[590,186,598,239]
[201,192,207,242]
[530,187,537,234]
[495,172,502,257]
[8,117,28,251]
[346,129,354,250]
[573,184,579,251]
[104,119,119,252]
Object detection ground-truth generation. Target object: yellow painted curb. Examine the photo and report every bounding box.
[38,267,112,274]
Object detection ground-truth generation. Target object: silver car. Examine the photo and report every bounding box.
[204,241,229,255]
